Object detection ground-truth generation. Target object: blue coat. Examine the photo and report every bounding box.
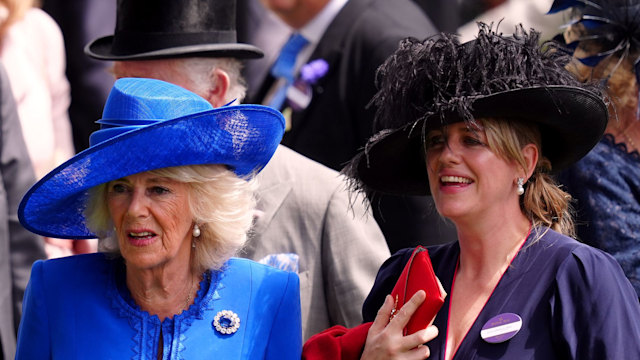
[16,253,302,359]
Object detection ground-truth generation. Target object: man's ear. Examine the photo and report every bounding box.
[522,143,539,179]
[207,68,230,108]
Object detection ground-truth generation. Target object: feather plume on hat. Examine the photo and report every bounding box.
[343,23,607,197]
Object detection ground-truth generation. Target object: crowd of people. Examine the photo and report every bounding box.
[0,0,639,359]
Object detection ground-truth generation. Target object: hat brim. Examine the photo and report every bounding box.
[85,35,264,60]
[355,86,608,196]
[19,105,283,239]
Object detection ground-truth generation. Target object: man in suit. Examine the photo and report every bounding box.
[246,0,457,252]
[0,62,46,359]
[85,0,389,340]
[249,0,436,171]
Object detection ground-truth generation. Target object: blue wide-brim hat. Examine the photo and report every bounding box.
[19,78,285,239]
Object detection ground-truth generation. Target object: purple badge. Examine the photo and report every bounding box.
[480,313,522,343]
[286,80,312,111]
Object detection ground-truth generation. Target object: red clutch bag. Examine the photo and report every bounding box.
[390,246,447,335]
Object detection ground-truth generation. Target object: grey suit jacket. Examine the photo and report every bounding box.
[0,63,46,359]
[241,145,389,340]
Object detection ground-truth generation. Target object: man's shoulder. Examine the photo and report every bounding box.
[260,145,343,186]
[340,0,434,31]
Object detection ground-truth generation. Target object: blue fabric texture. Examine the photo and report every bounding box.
[556,134,640,296]
[17,78,285,239]
[268,33,309,110]
[363,227,640,359]
[16,253,302,359]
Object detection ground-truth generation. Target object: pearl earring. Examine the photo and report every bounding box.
[517,177,525,196]
[192,224,201,238]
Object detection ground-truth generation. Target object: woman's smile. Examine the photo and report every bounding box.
[439,175,474,193]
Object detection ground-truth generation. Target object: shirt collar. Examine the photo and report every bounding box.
[299,0,348,44]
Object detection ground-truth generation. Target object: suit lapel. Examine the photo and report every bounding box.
[288,0,374,127]
[245,178,293,254]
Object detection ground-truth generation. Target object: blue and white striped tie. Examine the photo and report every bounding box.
[268,33,309,110]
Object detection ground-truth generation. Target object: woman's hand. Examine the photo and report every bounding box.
[361,290,439,360]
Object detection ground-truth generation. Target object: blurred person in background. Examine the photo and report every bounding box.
[0,61,45,360]
[42,0,116,153]
[456,0,562,42]
[0,0,94,257]
[550,0,640,299]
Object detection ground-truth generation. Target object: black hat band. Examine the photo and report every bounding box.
[111,30,237,55]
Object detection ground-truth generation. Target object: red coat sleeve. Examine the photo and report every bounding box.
[302,323,373,360]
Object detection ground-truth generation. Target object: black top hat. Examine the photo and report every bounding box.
[344,24,609,196]
[85,0,262,60]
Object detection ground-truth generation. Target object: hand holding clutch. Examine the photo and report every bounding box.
[389,246,447,335]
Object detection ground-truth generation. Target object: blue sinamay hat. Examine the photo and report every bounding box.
[19,77,285,239]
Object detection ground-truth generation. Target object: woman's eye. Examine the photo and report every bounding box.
[110,184,127,193]
[463,136,485,146]
[426,135,444,148]
[150,186,170,195]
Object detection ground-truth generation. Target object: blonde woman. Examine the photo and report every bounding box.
[303,25,640,360]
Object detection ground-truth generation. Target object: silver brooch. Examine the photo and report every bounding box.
[213,310,240,335]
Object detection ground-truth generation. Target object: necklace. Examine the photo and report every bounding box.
[183,275,195,310]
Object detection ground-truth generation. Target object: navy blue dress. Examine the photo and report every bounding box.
[362,227,640,359]
[557,134,640,297]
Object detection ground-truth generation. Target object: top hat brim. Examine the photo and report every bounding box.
[85,35,264,60]
[18,105,284,239]
[355,86,608,196]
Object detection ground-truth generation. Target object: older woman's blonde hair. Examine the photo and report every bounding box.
[84,164,257,273]
[480,118,576,238]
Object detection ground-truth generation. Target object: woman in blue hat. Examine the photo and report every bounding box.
[15,77,302,359]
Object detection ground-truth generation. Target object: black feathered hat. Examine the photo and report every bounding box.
[345,24,608,196]
[85,0,262,60]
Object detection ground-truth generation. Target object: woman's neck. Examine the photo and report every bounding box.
[454,213,531,281]
[125,262,199,321]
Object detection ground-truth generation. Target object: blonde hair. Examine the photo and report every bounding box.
[480,118,576,237]
[85,164,257,273]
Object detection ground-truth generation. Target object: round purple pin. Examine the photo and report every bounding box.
[480,313,522,343]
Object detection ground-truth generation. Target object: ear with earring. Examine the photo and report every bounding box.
[517,177,525,195]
